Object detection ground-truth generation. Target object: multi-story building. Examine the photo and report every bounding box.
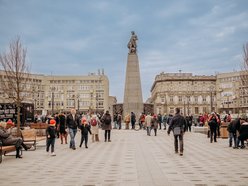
[150,72,216,115]
[216,71,248,114]
[108,96,117,116]
[0,70,109,115]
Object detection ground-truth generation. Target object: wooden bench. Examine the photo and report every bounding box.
[0,141,22,164]
[21,129,46,150]
[30,123,48,136]
[21,129,37,150]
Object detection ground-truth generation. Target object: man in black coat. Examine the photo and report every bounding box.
[208,112,219,143]
[227,118,240,147]
[66,109,80,150]
[168,108,186,156]
[235,119,248,149]
[131,112,136,129]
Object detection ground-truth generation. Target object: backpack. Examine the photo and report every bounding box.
[91,118,97,126]
[104,114,111,125]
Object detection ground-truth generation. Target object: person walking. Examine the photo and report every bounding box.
[157,113,162,130]
[162,114,167,130]
[101,111,112,142]
[54,113,60,138]
[79,116,92,148]
[90,114,100,142]
[58,112,68,144]
[117,113,122,130]
[188,115,193,132]
[139,113,146,130]
[145,113,152,136]
[235,118,248,149]
[167,108,186,156]
[151,114,158,136]
[46,119,57,156]
[66,109,80,150]
[124,113,130,130]
[227,118,240,147]
[131,112,136,129]
[113,113,118,129]
[208,112,219,143]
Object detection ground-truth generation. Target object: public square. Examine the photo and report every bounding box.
[0,127,248,186]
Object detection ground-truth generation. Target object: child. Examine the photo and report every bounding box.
[79,116,92,148]
[46,119,56,156]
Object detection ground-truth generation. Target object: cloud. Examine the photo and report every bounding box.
[0,0,248,102]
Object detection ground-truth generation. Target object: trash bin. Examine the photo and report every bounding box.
[220,122,229,139]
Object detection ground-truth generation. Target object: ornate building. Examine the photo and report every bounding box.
[150,72,216,115]
[0,70,109,115]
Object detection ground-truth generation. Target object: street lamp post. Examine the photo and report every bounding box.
[210,90,213,112]
[187,96,190,116]
[77,94,80,112]
[89,90,93,113]
[183,97,186,116]
[32,86,37,114]
[209,86,214,112]
[51,87,55,116]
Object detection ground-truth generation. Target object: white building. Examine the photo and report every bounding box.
[0,70,109,114]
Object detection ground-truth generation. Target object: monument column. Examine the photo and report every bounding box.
[123,31,143,117]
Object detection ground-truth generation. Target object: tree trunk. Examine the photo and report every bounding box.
[17,103,21,137]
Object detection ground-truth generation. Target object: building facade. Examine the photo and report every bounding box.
[108,96,117,116]
[0,70,109,115]
[216,71,248,114]
[150,72,217,115]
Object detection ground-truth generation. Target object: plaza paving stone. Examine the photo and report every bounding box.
[0,127,248,186]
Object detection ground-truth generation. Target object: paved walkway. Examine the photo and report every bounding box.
[0,127,248,186]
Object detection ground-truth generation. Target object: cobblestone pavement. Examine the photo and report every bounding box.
[0,127,248,186]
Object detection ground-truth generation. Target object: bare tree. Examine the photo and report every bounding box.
[0,37,30,135]
[240,42,248,113]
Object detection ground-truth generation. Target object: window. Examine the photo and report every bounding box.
[203,96,206,102]
[170,96,173,102]
[194,96,198,103]
[178,96,182,102]
[67,99,75,107]
[195,107,199,114]
[80,101,90,107]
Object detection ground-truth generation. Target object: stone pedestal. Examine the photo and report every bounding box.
[123,53,143,116]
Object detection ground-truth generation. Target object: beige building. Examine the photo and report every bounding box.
[216,71,248,114]
[0,70,109,114]
[150,72,217,115]
[108,96,117,116]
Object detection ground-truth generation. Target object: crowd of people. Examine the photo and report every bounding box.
[1,108,248,159]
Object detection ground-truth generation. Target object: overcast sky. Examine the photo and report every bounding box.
[0,0,247,102]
